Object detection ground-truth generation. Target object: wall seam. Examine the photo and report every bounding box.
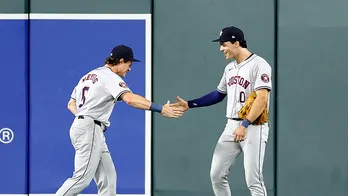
[274,0,279,194]
[150,0,155,196]
[26,0,31,195]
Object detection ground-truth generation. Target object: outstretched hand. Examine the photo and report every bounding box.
[161,100,184,118]
[169,96,189,112]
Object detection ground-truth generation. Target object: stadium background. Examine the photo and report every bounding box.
[0,0,347,196]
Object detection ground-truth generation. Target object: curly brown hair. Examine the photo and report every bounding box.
[104,57,132,66]
[104,57,121,66]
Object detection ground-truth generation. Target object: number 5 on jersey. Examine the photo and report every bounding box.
[79,86,90,108]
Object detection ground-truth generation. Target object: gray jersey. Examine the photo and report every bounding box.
[71,66,132,127]
[217,54,272,119]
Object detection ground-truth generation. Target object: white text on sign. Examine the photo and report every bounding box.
[0,128,14,144]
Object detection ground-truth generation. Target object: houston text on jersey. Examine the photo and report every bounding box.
[227,76,250,89]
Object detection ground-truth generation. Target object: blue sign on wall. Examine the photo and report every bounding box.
[0,18,28,194]
[0,14,151,196]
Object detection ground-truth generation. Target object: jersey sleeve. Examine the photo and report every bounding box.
[217,71,227,94]
[253,61,272,91]
[70,87,77,100]
[105,76,132,102]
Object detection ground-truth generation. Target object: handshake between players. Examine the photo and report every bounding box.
[160,96,189,118]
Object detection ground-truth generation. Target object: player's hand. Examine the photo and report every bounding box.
[234,125,247,142]
[169,96,189,112]
[161,100,184,118]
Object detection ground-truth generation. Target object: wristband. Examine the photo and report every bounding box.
[150,103,162,113]
[241,119,251,128]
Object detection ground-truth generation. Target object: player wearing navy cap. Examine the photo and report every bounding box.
[171,26,272,196]
[55,45,183,196]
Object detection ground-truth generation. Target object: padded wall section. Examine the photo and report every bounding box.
[29,16,150,194]
[0,18,28,194]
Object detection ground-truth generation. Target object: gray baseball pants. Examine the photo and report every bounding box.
[55,115,116,196]
[210,119,269,196]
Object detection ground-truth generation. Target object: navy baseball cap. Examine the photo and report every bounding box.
[212,26,245,43]
[110,45,140,62]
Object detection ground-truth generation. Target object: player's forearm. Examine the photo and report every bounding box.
[188,90,226,108]
[69,107,77,115]
[125,93,154,110]
[245,95,267,122]
[67,99,77,115]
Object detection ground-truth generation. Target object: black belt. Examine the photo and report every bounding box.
[78,116,105,132]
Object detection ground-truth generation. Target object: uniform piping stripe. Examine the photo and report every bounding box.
[234,54,257,69]
[229,56,257,118]
[258,126,266,196]
[62,123,96,196]
[255,86,272,91]
[116,90,132,101]
[217,88,227,94]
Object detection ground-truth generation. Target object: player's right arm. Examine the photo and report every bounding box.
[105,78,182,118]
[171,90,226,112]
[170,70,227,111]
[120,92,183,118]
[120,92,154,110]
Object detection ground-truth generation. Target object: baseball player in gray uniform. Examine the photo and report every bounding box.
[55,45,183,196]
[171,26,272,196]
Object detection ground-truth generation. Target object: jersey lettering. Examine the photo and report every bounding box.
[227,76,250,89]
[82,73,98,84]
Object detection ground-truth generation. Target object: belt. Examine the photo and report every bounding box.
[78,116,106,132]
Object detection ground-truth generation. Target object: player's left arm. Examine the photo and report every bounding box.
[243,59,272,125]
[67,98,77,115]
[245,89,268,122]
[235,61,271,141]
[67,86,78,115]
